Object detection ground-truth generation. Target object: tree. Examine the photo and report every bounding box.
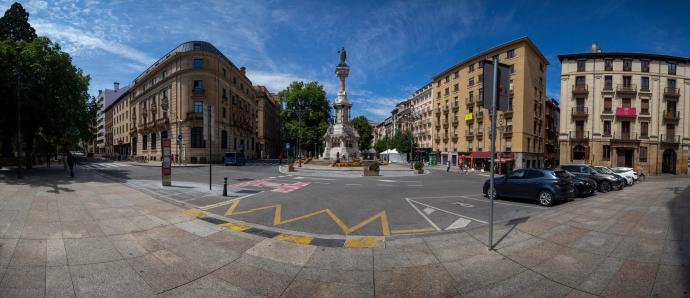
[391,131,415,154]
[278,81,331,157]
[374,136,389,153]
[0,3,92,167]
[350,115,373,150]
[0,2,36,41]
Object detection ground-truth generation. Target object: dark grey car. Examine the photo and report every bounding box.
[557,164,623,193]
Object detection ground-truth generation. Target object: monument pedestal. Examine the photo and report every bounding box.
[322,51,360,161]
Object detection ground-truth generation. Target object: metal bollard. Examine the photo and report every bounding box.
[223,177,228,197]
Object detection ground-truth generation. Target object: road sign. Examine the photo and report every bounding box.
[177,134,182,141]
[482,60,511,111]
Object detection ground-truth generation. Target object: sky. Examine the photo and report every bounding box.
[4,0,690,122]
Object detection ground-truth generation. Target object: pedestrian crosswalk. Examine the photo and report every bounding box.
[80,162,132,170]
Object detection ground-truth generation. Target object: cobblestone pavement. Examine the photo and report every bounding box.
[0,167,688,297]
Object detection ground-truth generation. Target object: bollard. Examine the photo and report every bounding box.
[223,177,228,197]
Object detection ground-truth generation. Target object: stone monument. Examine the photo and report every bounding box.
[322,47,360,160]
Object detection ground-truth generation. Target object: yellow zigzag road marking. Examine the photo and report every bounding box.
[225,199,391,236]
[183,208,207,218]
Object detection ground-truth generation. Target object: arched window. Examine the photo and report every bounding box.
[572,145,585,160]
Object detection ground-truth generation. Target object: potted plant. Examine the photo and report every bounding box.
[287,157,296,172]
[364,161,380,176]
[414,161,425,174]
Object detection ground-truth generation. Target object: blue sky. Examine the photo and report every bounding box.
[5,0,690,121]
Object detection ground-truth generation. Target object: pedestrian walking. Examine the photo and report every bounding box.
[278,153,283,165]
[66,151,75,177]
[446,160,451,172]
[464,164,469,175]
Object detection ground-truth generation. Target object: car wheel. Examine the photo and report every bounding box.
[599,181,611,193]
[486,188,498,199]
[537,190,554,207]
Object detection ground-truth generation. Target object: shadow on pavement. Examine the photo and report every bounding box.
[666,183,690,295]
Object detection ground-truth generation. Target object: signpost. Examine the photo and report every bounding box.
[482,57,510,250]
[162,139,172,186]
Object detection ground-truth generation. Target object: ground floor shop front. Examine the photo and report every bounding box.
[559,139,689,175]
[437,151,544,173]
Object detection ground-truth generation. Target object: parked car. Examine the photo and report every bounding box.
[566,172,596,197]
[223,152,245,166]
[482,168,575,207]
[557,164,623,193]
[593,166,626,189]
[611,167,638,185]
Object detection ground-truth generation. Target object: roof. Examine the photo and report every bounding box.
[100,85,130,110]
[557,52,690,63]
[133,41,250,85]
[433,36,549,80]
[103,88,132,113]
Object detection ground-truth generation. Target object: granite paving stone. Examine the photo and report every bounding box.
[46,239,67,267]
[601,260,658,298]
[157,274,263,298]
[282,277,374,298]
[45,266,75,297]
[374,263,457,297]
[245,238,316,267]
[213,260,294,297]
[577,257,624,295]
[9,239,46,267]
[166,238,241,270]
[304,246,372,270]
[650,264,690,298]
[442,252,525,294]
[64,237,123,265]
[126,251,207,293]
[568,230,623,256]
[69,260,154,297]
[532,247,606,288]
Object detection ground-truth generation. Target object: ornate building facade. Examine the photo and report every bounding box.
[255,85,282,159]
[127,41,258,163]
[559,45,689,175]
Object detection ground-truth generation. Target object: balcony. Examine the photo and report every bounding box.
[639,85,651,94]
[451,117,459,126]
[451,134,459,141]
[601,108,614,118]
[452,101,459,111]
[476,131,484,139]
[664,87,680,99]
[465,129,474,137]
[616,84,637,94]
[569,131,590,141]
[466,97,474,106]
[436,107,441,114]
[442,135,449,142]
[615,107,637,118]
[191,88,205,97]
[602,84,614,93]
[443,122,449,128]
[186,112,203,121]
[611,132,639,143]
[638,109,651,118]
[663,110,680,122]
[434,137,441,143]
[571,107,588,118]
[443,106,449,114]
[502,125,513,136]
[660,134,680,144]
[572,84,588,95]
[435,123,441,130]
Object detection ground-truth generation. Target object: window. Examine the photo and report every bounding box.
[641,77,650,91]
[194,101,203,113]
[605,59,613,71]
[640,147,648,162]
[468,78,474,86]
[221,130,227,149]
[505,138,512,151]
[193,80,203,91]
[478,74,483,83]
[668,79,676,89]
[641,122,649,137]
[577,60,586,72]
[507,49,515,59]
[436,81,440,87]
[454,71,459,79]
[469,63,474,72]
[539,63,544,72]
[505,169,524,179]
[436,92,441,99]
[444,88,449,96]
[604,76,613,90]
[222,68,226,78]
[162,70,167,79]
[575,76,585,86]
[623,76,632,87]
[668,63,676,75]
[641,60,649,72]
[623,59,632,71]
[143,135,147,150]
[641,99,649,114]
[445,76,449,83]
[222,107,226,118]
[193,58,203,68]
[510,65,515,74]
[525,170,544,179]
[151,133,157,150]
[604,98,612,112]
[191,127,204,148]
[453,84,459,92]
[193,43,202,51]
[603,145,611,161]
[622,98,631,108]
[572,145,586,160]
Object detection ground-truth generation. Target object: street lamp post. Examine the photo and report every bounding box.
[293,98,305,166]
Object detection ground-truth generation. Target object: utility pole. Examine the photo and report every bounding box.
[488,56,498,250]
[208,105,212,190]
[15,45,22,179]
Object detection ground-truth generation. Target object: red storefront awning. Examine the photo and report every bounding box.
[469,151,491,158]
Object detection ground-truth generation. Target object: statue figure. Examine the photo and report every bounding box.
[338,47,347,66]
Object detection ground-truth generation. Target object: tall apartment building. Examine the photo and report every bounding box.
[409,83,434,152]
[432,37,549,171]
[544,98,560,167]
[104,87,132,157]
[558,44,689,175]
[125,41,259,163]
[96,82,129,154]
[255,85,282,159]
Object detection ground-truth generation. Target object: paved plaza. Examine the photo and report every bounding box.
[0,162,689,297]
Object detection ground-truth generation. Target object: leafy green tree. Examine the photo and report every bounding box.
[0,3,92,167]
[374,136,389,153]
[350,115,373,150]
[391,131,415,154]
[0,2,36,41]
[278,81,331,157]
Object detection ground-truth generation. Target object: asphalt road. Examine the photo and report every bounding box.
[82,160,554,237]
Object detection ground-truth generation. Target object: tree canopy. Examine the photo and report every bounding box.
[0,3,93,166]
[350,115,373,150]
[278,81,331,156]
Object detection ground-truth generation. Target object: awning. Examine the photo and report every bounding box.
[496,158,513,162]
[469,151,491,158]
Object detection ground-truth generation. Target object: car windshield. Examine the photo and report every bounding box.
[612,169,627,173]
[594,167,613,174]
[553,170,570,179]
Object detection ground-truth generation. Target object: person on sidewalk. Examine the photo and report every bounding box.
[446,160,451,172]
[67,151,75,177]
[278,153,283,165]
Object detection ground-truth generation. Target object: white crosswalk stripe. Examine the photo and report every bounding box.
[81,162,131,170]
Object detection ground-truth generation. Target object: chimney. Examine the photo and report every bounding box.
[114,82,120,91]
[591,42,602,53]
[239,67,246,75]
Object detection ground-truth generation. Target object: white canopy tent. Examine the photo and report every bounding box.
[380,149,406,164]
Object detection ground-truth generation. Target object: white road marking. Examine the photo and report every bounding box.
[378,179,397,183]
[445,218,472,230]
[408,199,488,224]
[345,183,362,186]
[458,196,547,209]
[406,198,440,231]
[199,192,262,210]
[376,184,394,187]
[295,177,336,181]
[453,202,474,208]
[423,207,435,215]
[311,182,331,185]
[407,185,424,187]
